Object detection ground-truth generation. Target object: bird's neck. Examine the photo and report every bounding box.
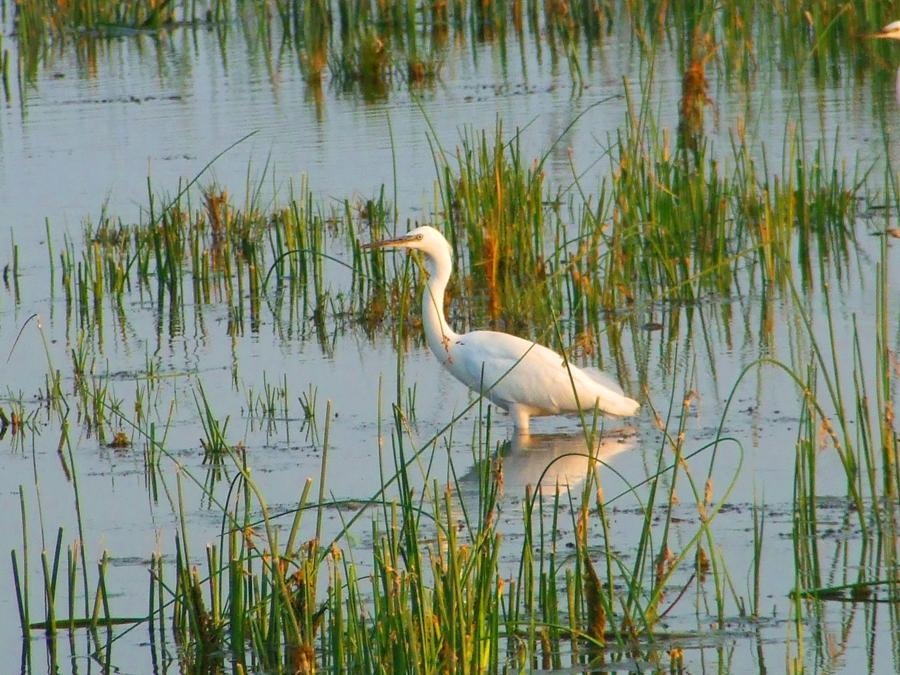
[422,263,458,365]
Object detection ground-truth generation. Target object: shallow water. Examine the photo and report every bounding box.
[1,7,899,673]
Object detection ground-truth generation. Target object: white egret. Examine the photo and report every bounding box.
[870,20,900,39]
[364,226,640,434]
[868,21,900,106]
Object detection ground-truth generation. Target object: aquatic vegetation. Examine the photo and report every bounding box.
[7,106,895,670]
[2,2,898,673]
[13,375,750,672]
[7,0,899,97]
[14,0,179,39]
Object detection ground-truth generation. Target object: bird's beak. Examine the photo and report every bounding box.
[867,29,900,39]
[362,233,415,250]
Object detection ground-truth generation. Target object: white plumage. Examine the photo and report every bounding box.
[871,20,900,38]
[364,226,639,434]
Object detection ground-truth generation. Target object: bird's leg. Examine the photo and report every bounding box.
[508,405,530,435]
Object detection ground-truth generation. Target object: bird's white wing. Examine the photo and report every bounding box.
[451,331,540,389]
[449,331,577,412]
[444,330,637,417]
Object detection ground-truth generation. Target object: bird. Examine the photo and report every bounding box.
[363,226,640,434]
[866,21,900,105]
[869,20,900,39]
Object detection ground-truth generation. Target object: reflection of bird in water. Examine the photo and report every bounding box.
[500,428,637,495]
[363,226,639,434]
[462,428,637,499]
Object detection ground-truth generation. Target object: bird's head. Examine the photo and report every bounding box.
[363,225,445,252]
[363,226,453,277]
[869,20,900,39]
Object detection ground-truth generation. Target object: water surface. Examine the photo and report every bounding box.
[1,7,898,673]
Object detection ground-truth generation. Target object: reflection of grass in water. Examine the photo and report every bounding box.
[11,0,900,97]
[14,0,178,40]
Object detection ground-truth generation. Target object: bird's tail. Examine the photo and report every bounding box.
[582,367,640,416]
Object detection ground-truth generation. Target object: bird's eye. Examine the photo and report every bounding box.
[415,233,424,240]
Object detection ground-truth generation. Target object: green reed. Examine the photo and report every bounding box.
[8,302,736,671]
[600,89,862,309]
[707,227,898,666]
[126,391,731,672]
[436,125,563,331]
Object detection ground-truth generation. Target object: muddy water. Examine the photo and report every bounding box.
[1,14,898,674]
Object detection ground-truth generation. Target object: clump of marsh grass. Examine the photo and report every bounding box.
[10,329,743,673]
[592,75,862,315]
[434,125,563,332]
[120,385,738,672]
[706,225,898,665]
[678,30,716,152]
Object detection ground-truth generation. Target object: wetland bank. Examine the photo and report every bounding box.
[0,1,898,673]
